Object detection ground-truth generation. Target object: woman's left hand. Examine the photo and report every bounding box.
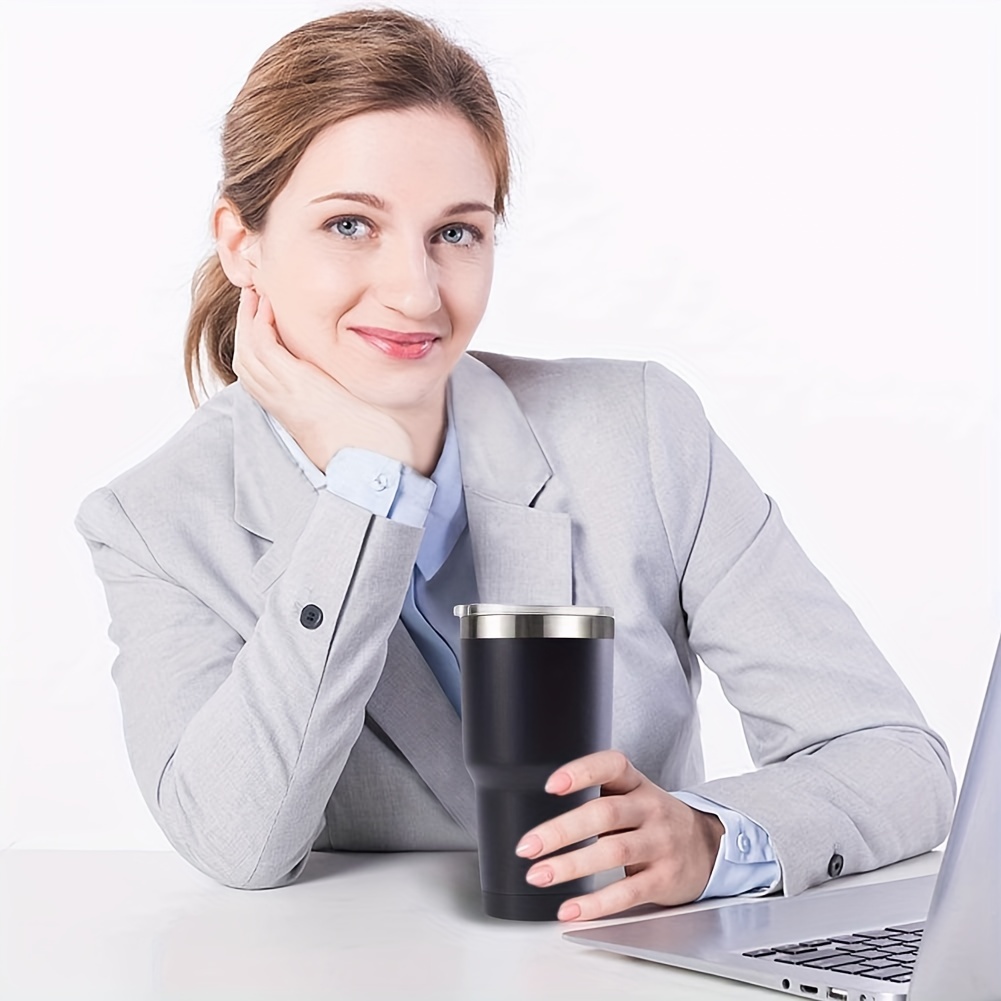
[516,749,725,921]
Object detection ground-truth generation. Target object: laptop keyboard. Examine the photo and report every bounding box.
[742,921,925,983]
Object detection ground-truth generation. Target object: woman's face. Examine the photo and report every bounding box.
[234,107,497,420]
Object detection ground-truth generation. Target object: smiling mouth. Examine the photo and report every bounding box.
[350,327,441,359]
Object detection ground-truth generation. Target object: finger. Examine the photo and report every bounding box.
[233,326,281,397]
[238,292,298,394]
[247,292,282,357]
[516,788,647,859]
[239,283,259,320]
[556,868,661,922]
[253,295,309,385]
[526,829,658,889]
[233,285,259,343]
[545,749,644,797]
[233,286,261,372]
[256,290,276,332]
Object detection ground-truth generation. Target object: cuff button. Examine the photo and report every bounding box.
[827,853,844,878]
[300,604,323,629]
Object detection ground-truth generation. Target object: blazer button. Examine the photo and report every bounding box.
[300,604,323,629]
[827,853,844,878]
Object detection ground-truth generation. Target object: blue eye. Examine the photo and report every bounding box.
[326,216,372,239]
[437,224,480,247]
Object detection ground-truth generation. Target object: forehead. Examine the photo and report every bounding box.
[280,107,497,209]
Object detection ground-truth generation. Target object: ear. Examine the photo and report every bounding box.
[213,198,262,288]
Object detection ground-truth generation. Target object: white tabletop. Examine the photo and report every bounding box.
[0,849,940,1001]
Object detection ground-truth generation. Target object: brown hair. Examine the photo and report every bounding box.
[183,8,511,404]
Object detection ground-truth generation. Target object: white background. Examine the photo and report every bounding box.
[1,0,997,851]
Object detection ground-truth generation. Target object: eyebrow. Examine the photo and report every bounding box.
[308,191,496,217]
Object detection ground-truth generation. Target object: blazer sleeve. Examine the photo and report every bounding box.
[76,484,422,889]
[642,360,956,896]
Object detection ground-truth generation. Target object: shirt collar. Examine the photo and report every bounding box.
[262,410,327,490]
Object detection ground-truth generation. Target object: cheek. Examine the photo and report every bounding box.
[443,258,494,329]
[283,252,367,304]
[260,231,366,304]
[265,254,368,344]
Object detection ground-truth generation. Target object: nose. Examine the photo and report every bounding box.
[373,240,442,320]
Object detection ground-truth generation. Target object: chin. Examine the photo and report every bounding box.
[336,367,429,403]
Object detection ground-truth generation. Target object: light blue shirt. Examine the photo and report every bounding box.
[263,389,780,899]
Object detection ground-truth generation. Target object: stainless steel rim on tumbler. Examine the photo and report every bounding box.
[453,603,614,921]
[454,604,614,639]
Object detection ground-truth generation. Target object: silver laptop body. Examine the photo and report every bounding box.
[565,636,1001,1001]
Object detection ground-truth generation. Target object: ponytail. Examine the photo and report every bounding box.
[184,253,241,406]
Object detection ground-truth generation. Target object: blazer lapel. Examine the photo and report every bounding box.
[366,621,477,838]
[451,352,574,606]
[229,383,320,592]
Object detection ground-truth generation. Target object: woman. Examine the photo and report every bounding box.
[76,8,954,922]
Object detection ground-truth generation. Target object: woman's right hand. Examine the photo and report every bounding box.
[231,286,417,472]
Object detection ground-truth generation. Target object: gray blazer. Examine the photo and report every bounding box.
[76,351,954,893]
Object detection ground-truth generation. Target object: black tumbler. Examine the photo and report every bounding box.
[452,603,614,921]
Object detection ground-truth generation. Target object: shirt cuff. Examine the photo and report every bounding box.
[672,791,782,900]
[389,465,438,528]
[325,448,435,528]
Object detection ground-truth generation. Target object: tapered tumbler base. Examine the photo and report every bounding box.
[482,890,575,921]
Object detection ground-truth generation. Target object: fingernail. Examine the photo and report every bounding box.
[525,866,553,887]
[558,902,581,921]
[545,771,572,794]
[515,834,542,858]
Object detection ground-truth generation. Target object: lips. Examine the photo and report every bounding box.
[351,326,441,360]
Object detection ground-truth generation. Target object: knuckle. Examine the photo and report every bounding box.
[545,820,567,851]
[609,749,631,777]
[577,752,602,782]
[552,855,578,883]
[596,798,620,831]
[607,837,631,868]
[657,851,683,883]
[622,877,644,907]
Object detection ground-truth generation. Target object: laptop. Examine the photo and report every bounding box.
[565,635,1001,1001]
